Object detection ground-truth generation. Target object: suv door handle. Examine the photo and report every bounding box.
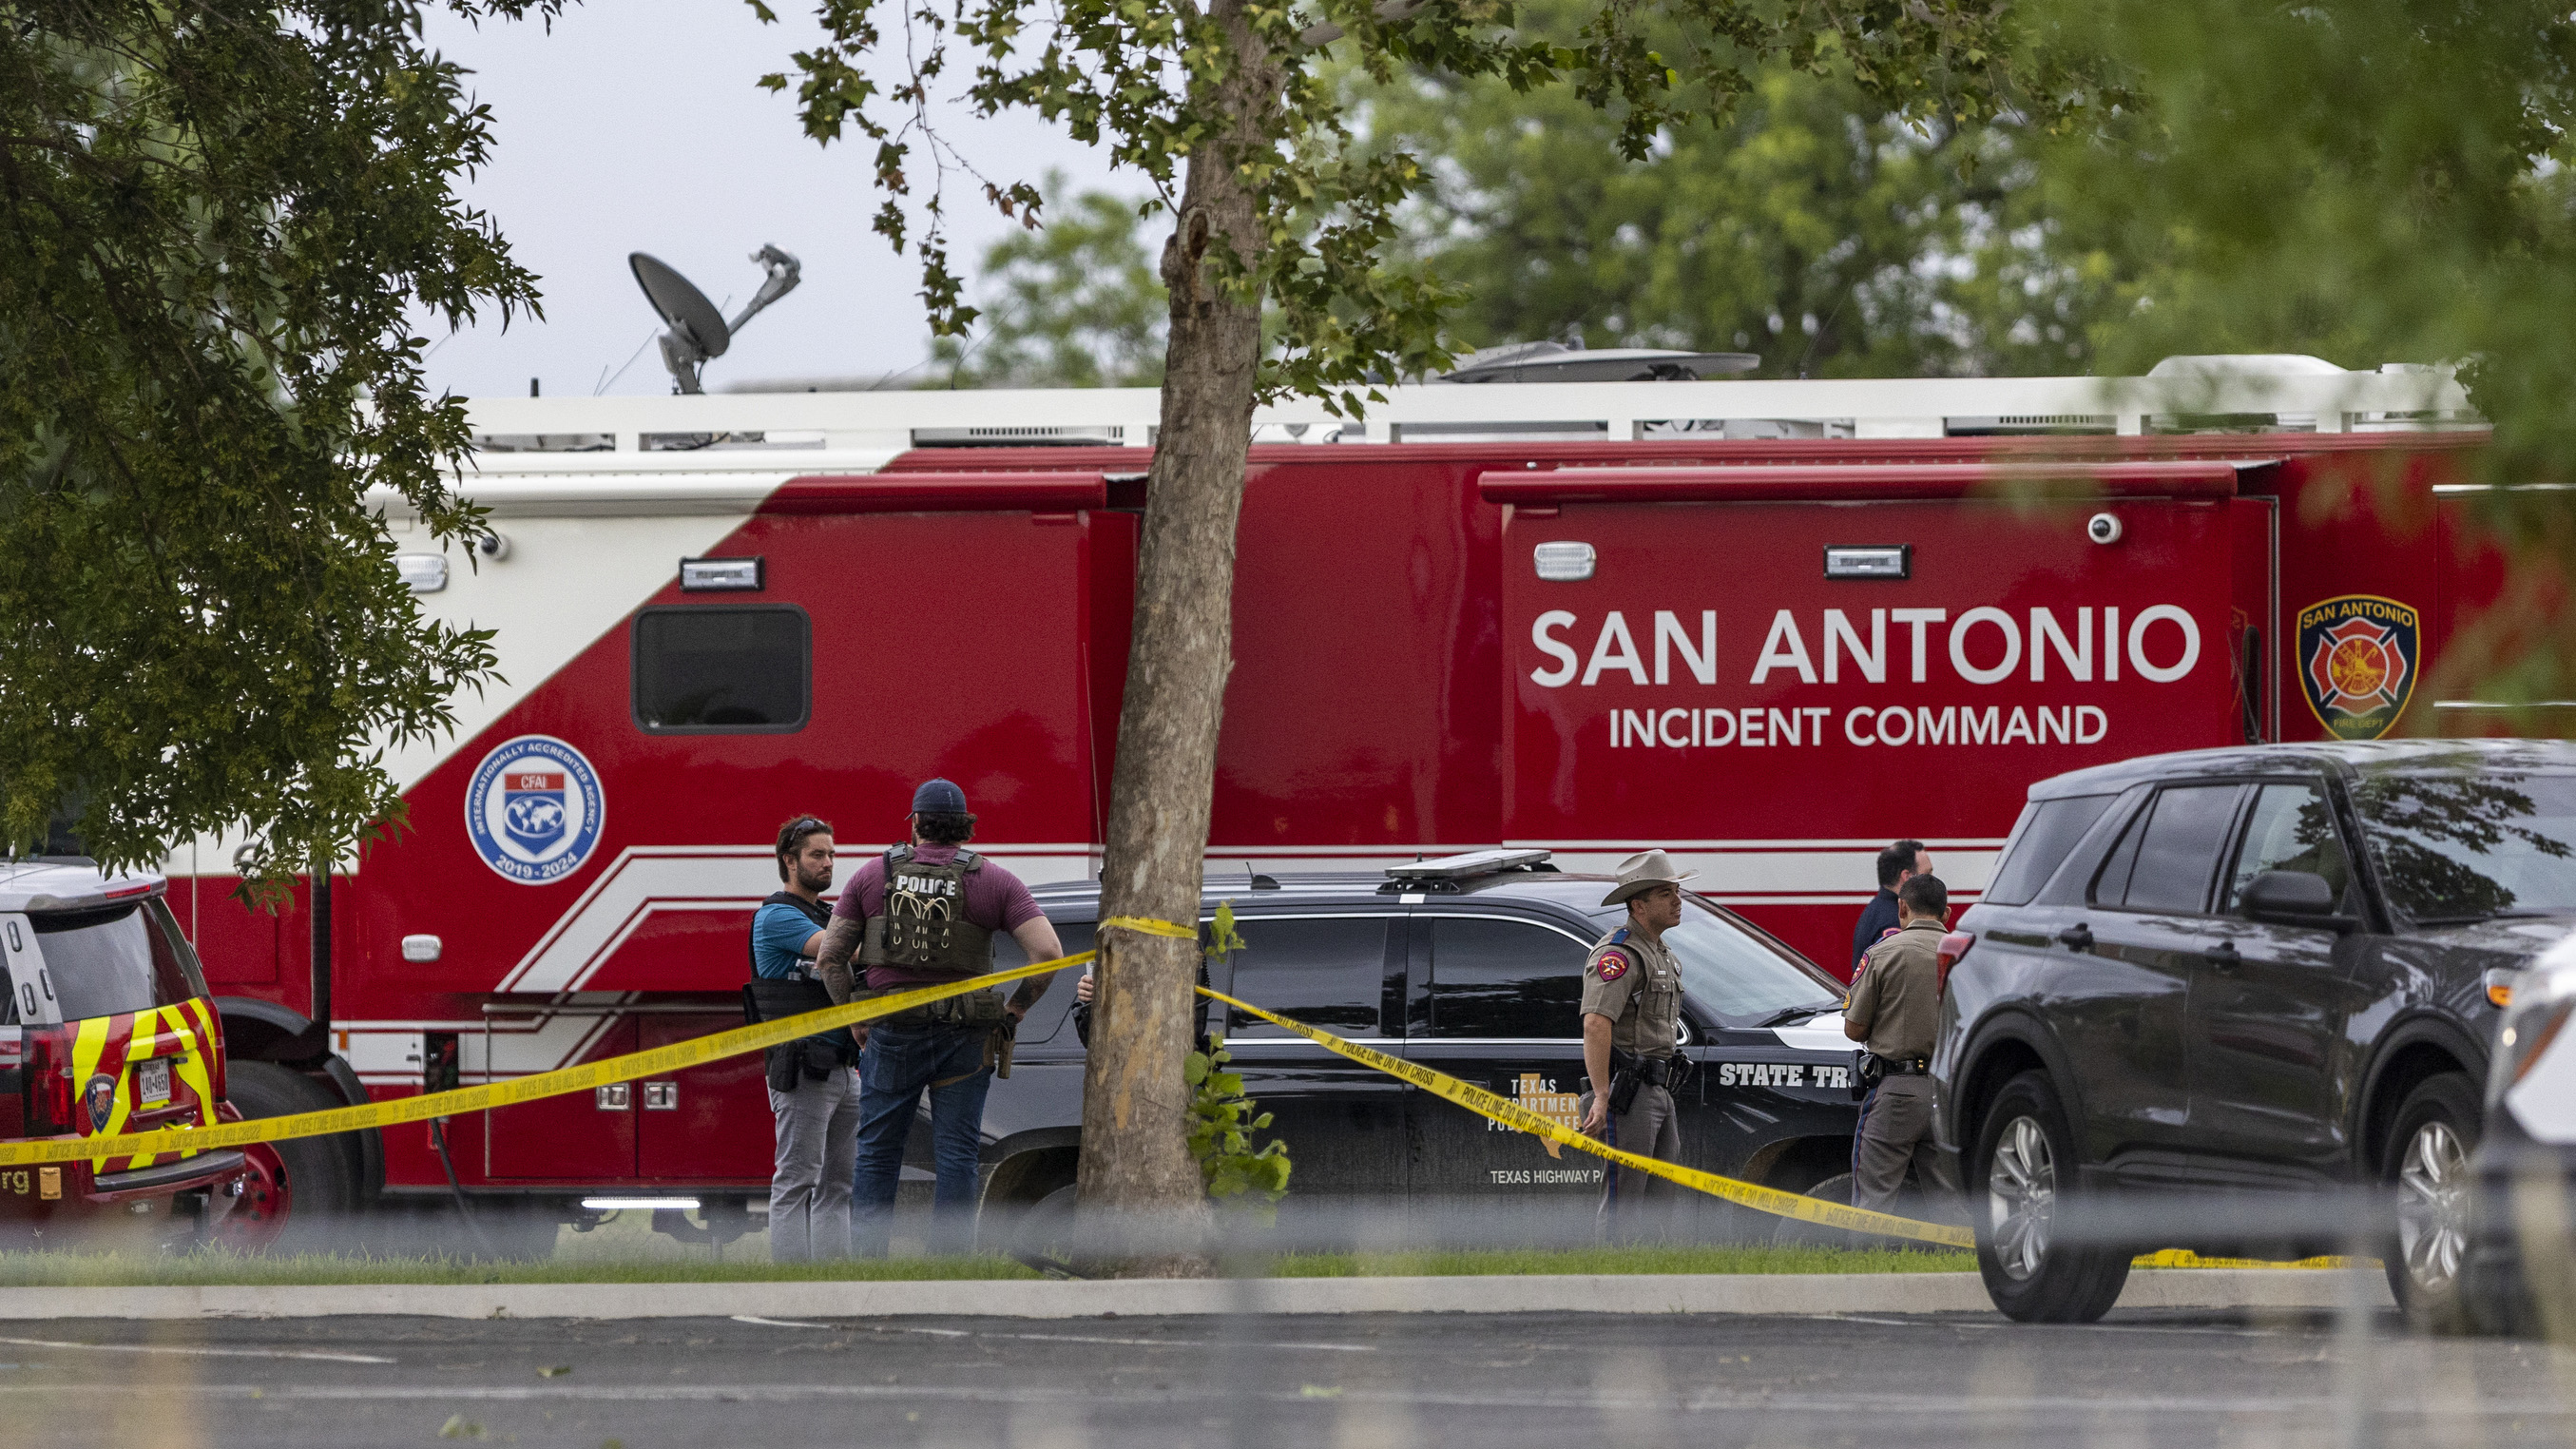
[2204,941,2240,973]
[2056,923,2094,952]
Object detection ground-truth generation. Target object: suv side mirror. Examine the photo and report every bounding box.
[2241,870,2358,932]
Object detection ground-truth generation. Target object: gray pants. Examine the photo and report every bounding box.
[1854,1075,1943,1216]
[768,1066,859,1262]
[1583,1083,1681,1236]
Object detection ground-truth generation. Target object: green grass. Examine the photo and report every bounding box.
[0,1242,1970,1288]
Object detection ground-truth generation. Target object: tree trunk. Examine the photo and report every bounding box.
[1073,0,1278,1277]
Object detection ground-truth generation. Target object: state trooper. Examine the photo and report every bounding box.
[1580,849,1693,1236]
[815,779,1064,1256]
[1843,871,1951,1216]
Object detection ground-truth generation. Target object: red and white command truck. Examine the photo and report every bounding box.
[150,354,2526,1240]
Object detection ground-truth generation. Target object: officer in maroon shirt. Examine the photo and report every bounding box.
[816,780,1064,1255]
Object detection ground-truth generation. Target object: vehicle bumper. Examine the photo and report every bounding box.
[2465,1111,2576,1335]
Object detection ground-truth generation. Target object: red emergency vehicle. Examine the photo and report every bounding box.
[157,354,2521,1236]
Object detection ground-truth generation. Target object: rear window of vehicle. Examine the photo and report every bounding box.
[2094,783,2244,913]
[1982,795,2116,907]
[632,606,811,733]
[1223,918,1389,1038]
[1425,918,1586,1039]
[31,899,204,1022]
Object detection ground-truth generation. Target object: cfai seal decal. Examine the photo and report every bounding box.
[464,735,606,885]
[2297,594,2420,741]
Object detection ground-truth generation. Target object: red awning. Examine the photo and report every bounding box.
[1476,460,2255,505]
[760,472,1108,514]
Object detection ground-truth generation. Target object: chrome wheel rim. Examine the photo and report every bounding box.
[2396,1118,2470,1293]
[1986,1115,2056,1283]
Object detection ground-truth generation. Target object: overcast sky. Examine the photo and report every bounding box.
[415,0,1128,399]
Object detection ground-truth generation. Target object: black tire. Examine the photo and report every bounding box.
[224,1062,358,1252]
[1771,1172,1861,1248]
[2385,1072,2481,1335]
[1009,1183,1088,1276]
[1969,1071,2130,1323]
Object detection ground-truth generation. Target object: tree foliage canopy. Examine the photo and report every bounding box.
[1,0,544,888]
[759,0,2087,412]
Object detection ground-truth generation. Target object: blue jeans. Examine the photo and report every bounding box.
[852,1023,993,1256]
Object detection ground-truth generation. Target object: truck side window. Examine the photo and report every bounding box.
[2097,783,2245,914]
[1426,918,1585,1039]
[2224,782,2354,911]
[1224,918,1388,1039]
[632,606,812,733]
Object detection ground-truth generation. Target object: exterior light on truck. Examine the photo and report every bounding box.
[1823,545,1912,580]
[1532,541,1596,582]
[679,555,764,591]
[394,553,448,593]
[401,935,443,963]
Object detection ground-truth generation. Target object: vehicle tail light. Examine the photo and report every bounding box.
[23,1027,74,1135]
[1936,931,1976,996]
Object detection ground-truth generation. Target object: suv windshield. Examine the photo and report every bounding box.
[2351,767,2576,922]
[1652,900,1847,1023]
[29,899,204,1021]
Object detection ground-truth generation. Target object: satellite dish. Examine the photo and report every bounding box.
[627,246,802,394]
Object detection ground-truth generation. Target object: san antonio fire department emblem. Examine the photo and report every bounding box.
[2297,595,2419,741]
[465,735,605,884]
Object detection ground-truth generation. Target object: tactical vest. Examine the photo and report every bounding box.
[858,845,995,976]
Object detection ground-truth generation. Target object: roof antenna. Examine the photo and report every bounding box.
[627,245,803,395]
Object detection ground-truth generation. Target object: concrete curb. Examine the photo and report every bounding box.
[0,1268,2392,1321]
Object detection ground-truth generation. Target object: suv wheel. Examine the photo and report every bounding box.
[1970,1071,2129,1323]
[2386,1072,2480,1334]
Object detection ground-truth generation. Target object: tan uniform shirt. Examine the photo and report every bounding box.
[1846,918,1944,1062]
[1580,927,1681,1059]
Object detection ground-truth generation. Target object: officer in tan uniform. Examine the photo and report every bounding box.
[1580,850,1692,1234]
[1843,871,1951,1215]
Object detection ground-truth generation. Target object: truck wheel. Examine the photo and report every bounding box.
[1970,1071,2129,1323]
[2386,1072,2480,1335]
[1771,1172,1859,1247]
[215,1063,357,1253]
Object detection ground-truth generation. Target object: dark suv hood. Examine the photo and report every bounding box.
[2402,913,2576,962]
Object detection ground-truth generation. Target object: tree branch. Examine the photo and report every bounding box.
[1299,0,1428,49]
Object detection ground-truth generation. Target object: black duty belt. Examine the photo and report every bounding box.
[1875,1054,1931,1076]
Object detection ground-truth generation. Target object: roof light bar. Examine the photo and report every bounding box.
[1384,849,1554,881]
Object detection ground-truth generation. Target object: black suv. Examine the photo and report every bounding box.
[966,851,1862,1242]
[1940,741,2576,1325]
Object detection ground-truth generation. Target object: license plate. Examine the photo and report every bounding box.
[136,1058,171,1108]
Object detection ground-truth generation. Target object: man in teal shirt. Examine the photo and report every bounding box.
[754,816,855,1260]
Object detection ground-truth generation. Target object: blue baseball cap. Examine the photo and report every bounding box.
[911,778,969,814]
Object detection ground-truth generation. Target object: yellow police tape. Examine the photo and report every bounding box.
[0,953,1095,1169]
[0,936,2349,1267]
[1199,985,1978,1249]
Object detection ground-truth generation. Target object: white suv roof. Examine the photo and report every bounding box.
[0,859,163,915]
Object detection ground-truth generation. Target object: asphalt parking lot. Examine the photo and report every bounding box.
[0,1307,2569,1448]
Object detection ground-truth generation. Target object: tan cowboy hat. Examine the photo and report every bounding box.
[1600,848,1699,907]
